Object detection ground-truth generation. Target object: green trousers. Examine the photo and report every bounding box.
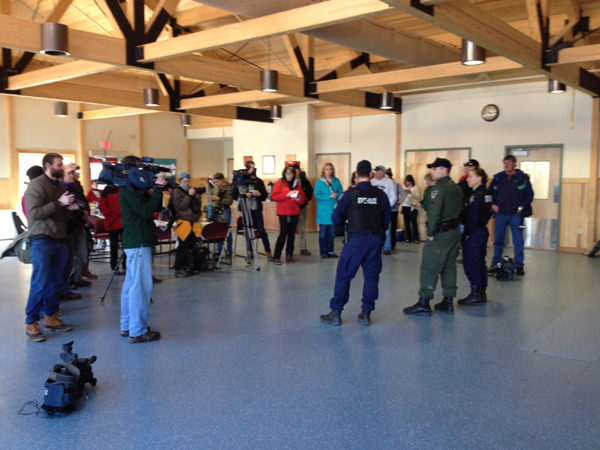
[418,228,461,300]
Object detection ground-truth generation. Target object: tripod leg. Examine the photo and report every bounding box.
[101,251,125,302]
[216,199,240,268]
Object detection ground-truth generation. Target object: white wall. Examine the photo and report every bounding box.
[190,138,232,177]
[401,82,593,179]
[233,104,311,177]
[85,110,139,156]
[314,113,397,174]
[0,96,8,177]
[143,113,187,169]
[14,97,79,153]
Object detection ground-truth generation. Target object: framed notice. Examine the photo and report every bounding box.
[263,155,275,174]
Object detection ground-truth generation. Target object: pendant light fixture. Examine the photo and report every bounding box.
[261,37,279,93]
[53,101,68,117]
[548,79,566,94]
[462,39,486,66]
[144,88,159,106]
[181,114,191,127]
[379,91,393,110]
[270,105,282,120]
[41,0,70,56]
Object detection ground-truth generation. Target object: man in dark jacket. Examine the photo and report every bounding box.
[488,155,534,275]
[171,171,202,277]
[246,161,272,260]
[24,153,78,342]
[119,155,166,343]
[297,169,314,256]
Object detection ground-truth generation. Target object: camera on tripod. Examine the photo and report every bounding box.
[41,341,97,415]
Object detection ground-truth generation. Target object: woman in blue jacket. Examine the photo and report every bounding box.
[314,163,344,258]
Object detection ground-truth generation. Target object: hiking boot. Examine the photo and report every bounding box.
[72,279,92,287]
[300,249,311,256]
[129,330,161,343]
[403,297,432,316]
[175,268,191,278]
[357,309,371,326]
[59,291,81,300]
[43,313,73,332]
[434,297,454,314]
[82,268,98,279]
[26,322,46,342]
[266,252,273,261]
[320,310,342,326]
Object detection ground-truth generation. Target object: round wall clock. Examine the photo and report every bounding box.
[481,104,499,122]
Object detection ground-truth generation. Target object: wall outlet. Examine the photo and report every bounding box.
[578,228,583,234]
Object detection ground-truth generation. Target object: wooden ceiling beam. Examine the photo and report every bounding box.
[7,61,117,90]
[95,0,125,38]
[180,91,288,109]
[380,0,600,96]
[173,4,233,27]
[138,0,393,62]
[315,57,522,94]
[145,0,180,33]
[79,107,159,120]
[281,34,303,78]
[552,44,600,65]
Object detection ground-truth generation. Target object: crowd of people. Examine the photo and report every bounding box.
[18,150,551,342]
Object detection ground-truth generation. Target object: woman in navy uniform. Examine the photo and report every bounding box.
[458,166,493,305]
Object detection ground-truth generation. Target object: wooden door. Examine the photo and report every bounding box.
[405,149,470,239]
[315,153,350,191]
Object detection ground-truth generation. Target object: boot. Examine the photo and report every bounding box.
[480,286,488,302]
[43,313,73,332]
[82,267,98,279]
[320,309,342,326]
[357,309,371,326]
[458,286,478,305]
[26,322,46,342]
[434,297,454,314]
[403,298,432,316]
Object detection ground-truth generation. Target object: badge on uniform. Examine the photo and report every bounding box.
[469,196,475,203]
[431,190,438,199]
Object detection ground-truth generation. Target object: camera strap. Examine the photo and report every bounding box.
[48,363,80,384]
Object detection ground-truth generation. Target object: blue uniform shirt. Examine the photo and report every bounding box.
[332,181,391,230]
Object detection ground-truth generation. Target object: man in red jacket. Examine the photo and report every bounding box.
[99,186,126,274]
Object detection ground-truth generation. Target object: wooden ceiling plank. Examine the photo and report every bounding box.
[80,107,159,120]
[525,0,542,42]
[549,21,577,47]
[145,0,180,33]
[95,0,126,38]
[315,56,522,93]
[139,0,394,62]
[173,4,233,27]
[302,35,314,69]
[42,0,74,23]
[281,34,303,77]
[180,91,288,109]
[0,0,11,14]
[554,44,600,65]
[7,61,117,90]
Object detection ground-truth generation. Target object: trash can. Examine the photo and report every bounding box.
[397,230,404,242]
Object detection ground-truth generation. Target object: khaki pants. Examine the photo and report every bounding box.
[298,207,308,250]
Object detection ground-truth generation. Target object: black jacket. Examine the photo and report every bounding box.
[299,176,313,209]
[249,175,268,212]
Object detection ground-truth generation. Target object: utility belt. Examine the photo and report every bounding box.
[346,227,385,242]
[435,218,459,233]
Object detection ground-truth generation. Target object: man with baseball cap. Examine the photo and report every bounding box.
[403,157,462,316]
[320,160,391,326]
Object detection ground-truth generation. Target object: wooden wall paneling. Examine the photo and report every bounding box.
[559,181,588,251]
[588,98,600,247]
[0,179,12,209]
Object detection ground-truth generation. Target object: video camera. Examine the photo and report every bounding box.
[97,157,176,195]
[41,341,97,415]
[495,256,518,281]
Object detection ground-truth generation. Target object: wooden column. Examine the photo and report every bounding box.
[137,115,144,157]
[77,103,90,192]
[395,113,402,179]
[7,96,19,208]
[185,136,191,175]
[588,98,600,247]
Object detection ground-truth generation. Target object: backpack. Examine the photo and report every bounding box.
[1,220,42,264]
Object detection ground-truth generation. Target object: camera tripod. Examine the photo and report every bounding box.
[100,251,154,303]
[216,186,260,271]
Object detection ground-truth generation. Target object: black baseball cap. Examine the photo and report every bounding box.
[356,160,372,172]
[464,159,479,167]
[427,158,452,169]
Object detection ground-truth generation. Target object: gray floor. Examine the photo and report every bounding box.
[1,234,599,449]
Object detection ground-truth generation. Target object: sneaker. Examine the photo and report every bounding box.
[59,291,82,300]
[266,252,273,261]
[273,259,282,265]
[72,279,92,287]
[300,249,311,256]
[26,322,46,342]
[43,313,73,332]
[129,330,161,343]
[328,253,339,259]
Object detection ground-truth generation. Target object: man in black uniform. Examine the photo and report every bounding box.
[320,160,391,326]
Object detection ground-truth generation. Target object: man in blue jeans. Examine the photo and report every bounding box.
[119,155,167,343]
[488,155,534,275]
[24,153,79,342]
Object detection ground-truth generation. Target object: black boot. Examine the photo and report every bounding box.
[459,286,486,305]
[434,296,454,314]
[458,286,477,305]
[357,309,371,326]
[320,310,342,326]
[480,286,488,302]
[403,298,432,316]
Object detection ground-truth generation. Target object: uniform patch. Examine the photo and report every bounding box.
[431,190,438,199]
[469,195,475,203]
[484,195,493,203]
[357,197,378,205]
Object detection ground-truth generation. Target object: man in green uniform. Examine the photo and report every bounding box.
[403,158,463,316]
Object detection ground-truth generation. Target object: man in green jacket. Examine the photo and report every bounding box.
[119,156,167,343]
[404,158,463,316]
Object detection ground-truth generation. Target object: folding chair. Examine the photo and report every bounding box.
[201,221,230,266]
[89,217,111,261]
[155,226,176,268]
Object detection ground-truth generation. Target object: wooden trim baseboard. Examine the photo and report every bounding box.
[558,246,587,253]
